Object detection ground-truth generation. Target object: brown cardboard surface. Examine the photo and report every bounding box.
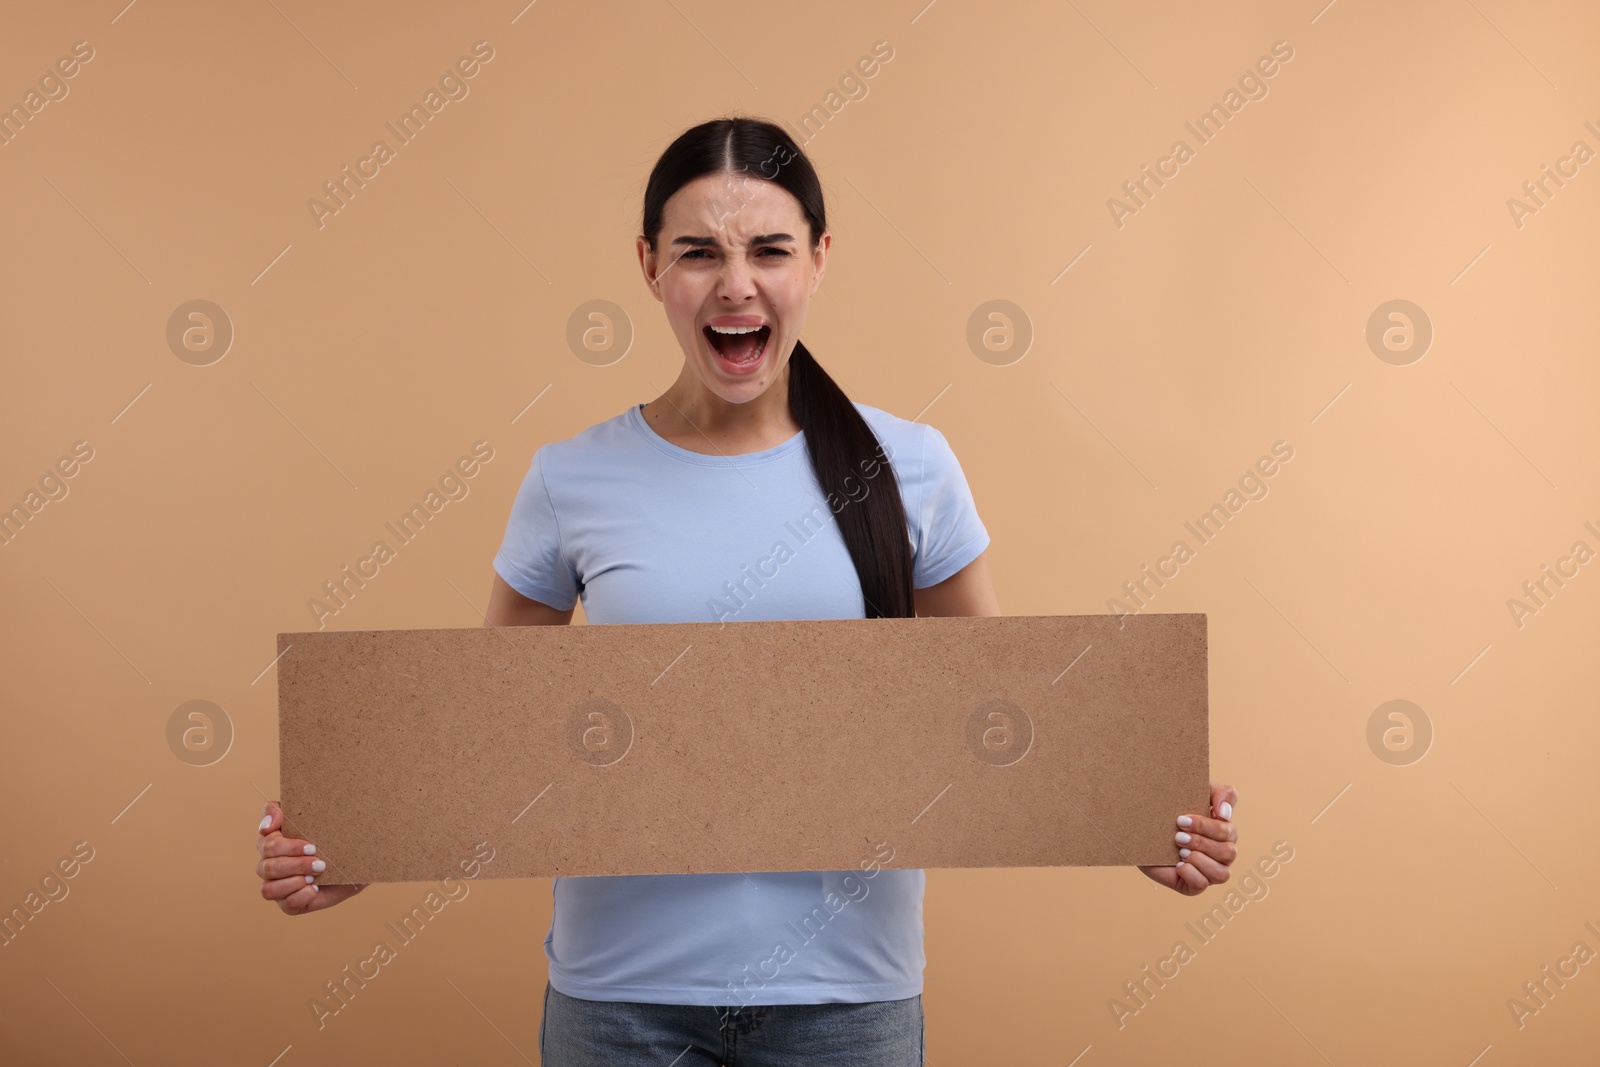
[275,613,1207,885]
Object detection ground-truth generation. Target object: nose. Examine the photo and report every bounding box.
[716,251,758,303]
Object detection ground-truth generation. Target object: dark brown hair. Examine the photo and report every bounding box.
[641,117,914,618]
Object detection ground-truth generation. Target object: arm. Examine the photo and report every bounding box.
[485,572,576,627]
[913,549,1001,618]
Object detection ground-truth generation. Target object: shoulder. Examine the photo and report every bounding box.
[528,406,641,470]
[851,401,933,466]
[851,403,975,481]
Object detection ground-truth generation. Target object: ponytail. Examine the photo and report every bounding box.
[787,341,915,619]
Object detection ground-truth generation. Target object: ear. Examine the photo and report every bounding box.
[636,235,663,302]
[809,230,832,294]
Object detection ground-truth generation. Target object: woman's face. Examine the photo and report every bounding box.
[638,171,830,407]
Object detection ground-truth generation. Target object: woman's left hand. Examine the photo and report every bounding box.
[1137,782,1238,896]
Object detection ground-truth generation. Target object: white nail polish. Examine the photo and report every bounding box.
[1219,801,1233,821]
[312,884,320,892]
[305,875,315,883]
[1179,848,1191,859]
[1175,831,1191,845]
[1177,815,1193,828]
[258,816,272,832]
[312,860,326,873]
[303,844,317,856]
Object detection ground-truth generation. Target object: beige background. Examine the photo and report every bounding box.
[2,1,1596,1064]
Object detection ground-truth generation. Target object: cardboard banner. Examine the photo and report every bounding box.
[275,613,1208,884]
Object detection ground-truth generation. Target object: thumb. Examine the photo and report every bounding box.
[258,800,282,836]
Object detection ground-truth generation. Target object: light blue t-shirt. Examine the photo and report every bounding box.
[492,400,990,1005]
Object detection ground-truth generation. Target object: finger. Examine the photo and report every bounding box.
[257,851,327,881]
[1177,830,1238,869]
[1209,782,1238,821]
[257,828,318,862]
[260,834,319,860]
[257,803,284,858]
[257,802,311,846]
[261,872,321,903]
[1179,847,1231,885]
[1178,812,1237,844]
[279,881,321,914]
[1172,860,1209,894]
[283,881,367,916]
[257,804,321,862]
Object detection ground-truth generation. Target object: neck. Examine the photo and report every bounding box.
[652,361,797,442]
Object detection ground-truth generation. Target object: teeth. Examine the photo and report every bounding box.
[708,325,765,334]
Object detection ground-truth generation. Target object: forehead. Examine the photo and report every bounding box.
[660,172,806,241]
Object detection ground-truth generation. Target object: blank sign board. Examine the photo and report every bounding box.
[275,613,1208,885]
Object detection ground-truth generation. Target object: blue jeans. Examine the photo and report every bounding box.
[538,983,925,1066]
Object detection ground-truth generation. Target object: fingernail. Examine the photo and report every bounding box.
[1179,848,1191,859]
[1219,801,1233,820]
[303,844,317,856]
[312,884,320,892]
[305,875,315,884]
[1177,815,1193,828]
[1175,831,1192,845]
[311,860,326,873]
[258,816,272,832]
[1175,861,1185,870]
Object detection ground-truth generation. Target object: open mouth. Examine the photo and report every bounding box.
[703,324,771,369]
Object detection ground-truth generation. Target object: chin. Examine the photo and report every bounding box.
[706,376,769,400]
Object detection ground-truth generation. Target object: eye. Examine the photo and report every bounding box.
[758,247,792,257]
[680,249,711,259]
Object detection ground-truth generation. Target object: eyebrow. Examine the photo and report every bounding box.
[670,233,798,248]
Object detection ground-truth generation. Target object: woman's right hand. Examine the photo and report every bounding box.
[257,801,368,915]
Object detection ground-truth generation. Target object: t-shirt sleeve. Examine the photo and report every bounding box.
[911,423,990,589]
[492,446,581,610]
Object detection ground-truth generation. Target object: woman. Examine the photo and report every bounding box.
[257,116,1241,1065]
